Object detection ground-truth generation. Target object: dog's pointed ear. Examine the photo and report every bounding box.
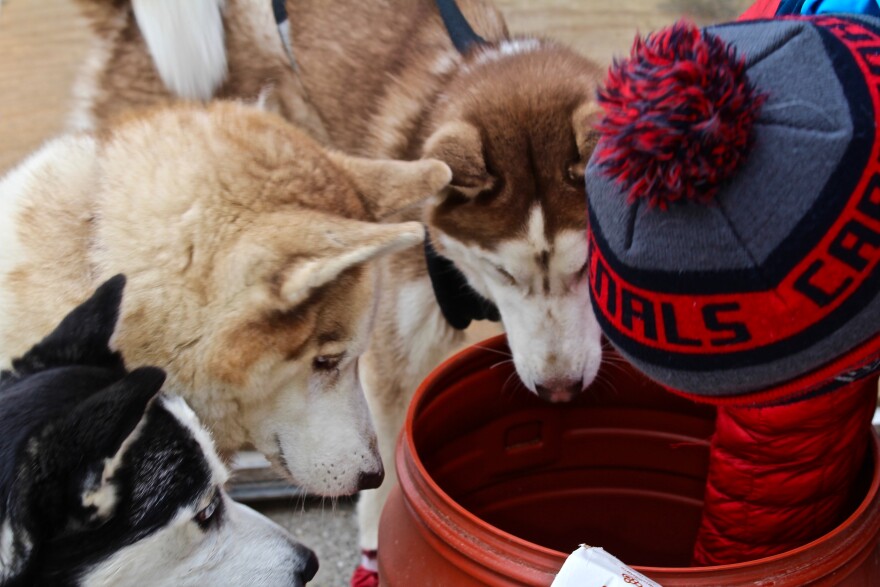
[422,121,495,198]
[569,101,602,183]
[56,368,166,520]
[6,275,126,380]
[279,220,426,307]
[64,367,167,463]
[327,151,452,220]
[6,367,165,577]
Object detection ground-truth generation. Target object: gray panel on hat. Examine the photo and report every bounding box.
[586,19,851,279]
[710,19,851,267]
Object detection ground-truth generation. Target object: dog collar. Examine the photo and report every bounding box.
[435,0,488,54]
[424,235,500,330]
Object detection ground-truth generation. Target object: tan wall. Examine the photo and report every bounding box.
[0,0,750,174]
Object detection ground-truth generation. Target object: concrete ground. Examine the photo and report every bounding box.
[257,498,360,587]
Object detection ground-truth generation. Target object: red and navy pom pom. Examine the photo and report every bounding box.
[595,21,766,209]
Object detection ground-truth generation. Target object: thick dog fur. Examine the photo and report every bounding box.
[66,0,606,565]
[0,101,452,498]
[287,0,607,552]
[0,276,318,587]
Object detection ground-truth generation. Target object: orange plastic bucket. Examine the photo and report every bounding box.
[378,335,880,586]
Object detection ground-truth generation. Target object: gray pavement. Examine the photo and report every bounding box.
[256,497,360,587]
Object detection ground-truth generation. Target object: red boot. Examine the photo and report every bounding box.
[350,549,379,587]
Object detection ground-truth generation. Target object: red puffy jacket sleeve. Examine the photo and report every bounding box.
[692,378,877,565]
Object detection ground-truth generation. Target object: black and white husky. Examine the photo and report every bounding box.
[0,275,319,587]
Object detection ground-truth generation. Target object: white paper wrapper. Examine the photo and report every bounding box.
[551,545,663,587]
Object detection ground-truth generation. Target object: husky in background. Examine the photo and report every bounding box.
[0,276,319,587]
[286,1,605,578]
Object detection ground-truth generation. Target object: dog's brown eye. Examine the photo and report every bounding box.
[194,490,222,529]
[313,354,343,372]
[565,160,586,188]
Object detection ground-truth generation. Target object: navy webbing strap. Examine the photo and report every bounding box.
[272,0,287,24]
[435,0,487,54]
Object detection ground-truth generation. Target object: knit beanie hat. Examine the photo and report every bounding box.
[586,15,880,403]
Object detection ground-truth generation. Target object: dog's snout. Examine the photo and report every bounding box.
[535,377,584,403]
[356,467,385,490]
[296,549,319,584]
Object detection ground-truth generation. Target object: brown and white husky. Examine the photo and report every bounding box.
[286,0,606,578]
[66,0,606,581]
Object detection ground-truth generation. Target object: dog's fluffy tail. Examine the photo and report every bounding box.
[132,0,228,100]
[75,0,228,101]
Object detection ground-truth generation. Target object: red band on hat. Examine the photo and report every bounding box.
[667,329,880,406]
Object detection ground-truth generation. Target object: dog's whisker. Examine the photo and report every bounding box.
[600,354,630,367]
[471,344,513,358]
[594,373,612,387]
[490,358,515,370]
[295,492,308,514]
[600,361,629,376]
[603,358,630,368]
[501,370,528,398]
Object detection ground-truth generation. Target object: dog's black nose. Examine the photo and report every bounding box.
[300,550,319,583]
[357,467,385,490]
